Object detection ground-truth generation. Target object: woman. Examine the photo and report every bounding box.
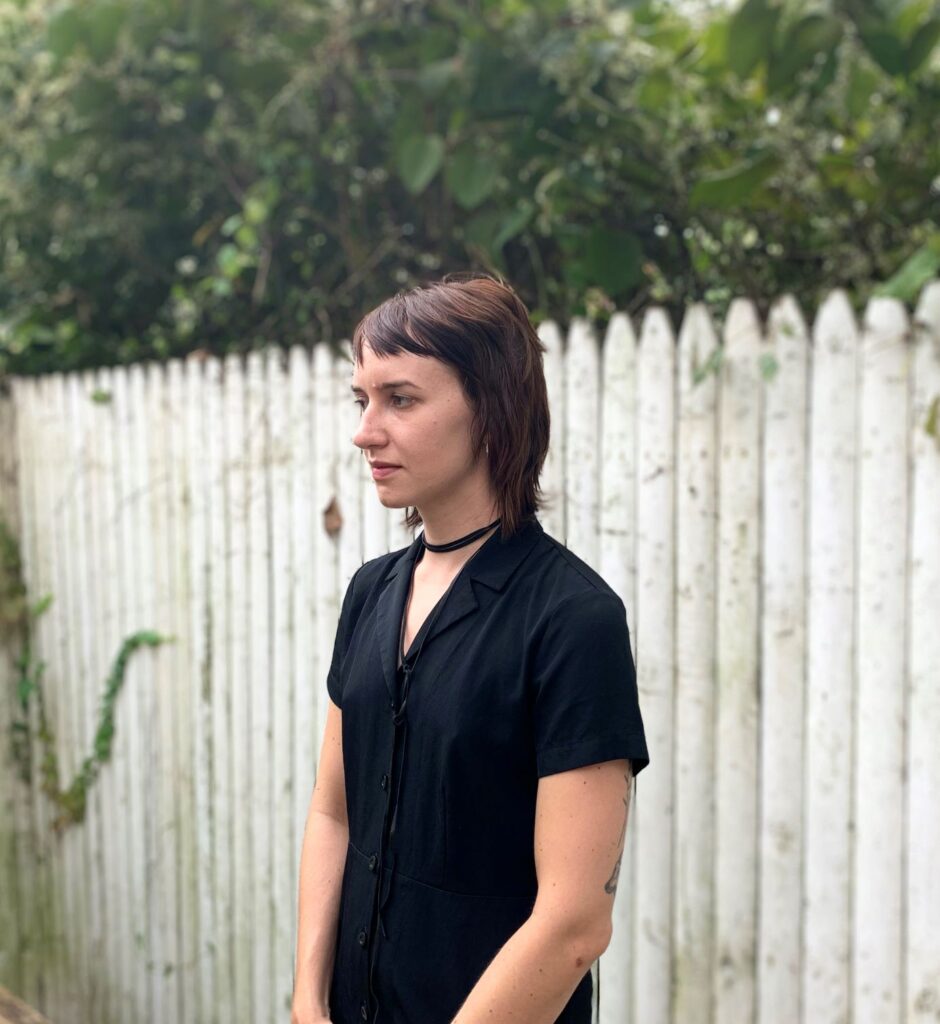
[292,275,649,1024]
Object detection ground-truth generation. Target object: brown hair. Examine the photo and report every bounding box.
[351,272,551,538]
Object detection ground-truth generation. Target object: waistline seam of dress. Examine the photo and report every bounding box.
[349,839,535,902]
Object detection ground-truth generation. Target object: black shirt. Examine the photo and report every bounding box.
[325,515,649,1024]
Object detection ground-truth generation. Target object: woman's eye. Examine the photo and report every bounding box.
[352,395,411,410]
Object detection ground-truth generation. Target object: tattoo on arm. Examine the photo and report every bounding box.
[603,766,633,896]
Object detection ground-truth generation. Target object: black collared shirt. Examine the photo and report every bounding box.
[325,516,649,1024]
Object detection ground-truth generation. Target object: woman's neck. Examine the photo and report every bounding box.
[415,506,501,575]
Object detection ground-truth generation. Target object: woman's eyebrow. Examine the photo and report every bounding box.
[350,380,422,392]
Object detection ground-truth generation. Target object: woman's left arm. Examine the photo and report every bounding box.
[451,758,633,1024]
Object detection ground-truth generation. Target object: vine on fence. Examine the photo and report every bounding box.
[1,515,173,831]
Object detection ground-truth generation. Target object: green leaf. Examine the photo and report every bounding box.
[84,4,126,63]
[637,68,672,108]
[46,8,82,60]
[767,15,842,95]
[809,45,839,97]
[217,243,246,278]
[689,152,781,210]
[895,0,934,41]
[243,197,268,225]
[396,134,445,195]
[874,236,940,302]
[726,0,781,79]
[445,146,498,210]
[582,227,644,294]
[697,18,728,71]
[493,200,536,250]
[235,225,258,249]
[907,18,940,72]
[462,209,508,270]
[859,25,906,75]
[847,58,882,119]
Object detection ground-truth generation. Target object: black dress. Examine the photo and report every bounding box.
[326,516,649,1024]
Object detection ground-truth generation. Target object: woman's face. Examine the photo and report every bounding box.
[351,342,486,513]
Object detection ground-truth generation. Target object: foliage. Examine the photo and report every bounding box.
[0,0,938,375]
[1,514,173,830]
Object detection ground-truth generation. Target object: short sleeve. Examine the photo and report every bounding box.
[326,566,364,708]
[531,590,649,778]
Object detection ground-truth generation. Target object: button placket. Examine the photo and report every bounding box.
[362,541,463,1023]
[363,703,405,1021]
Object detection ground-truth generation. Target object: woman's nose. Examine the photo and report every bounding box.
[352,402,385,451]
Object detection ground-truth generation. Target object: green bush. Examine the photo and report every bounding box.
[1,0,938,375]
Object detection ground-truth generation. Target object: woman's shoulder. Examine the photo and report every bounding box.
[529,528,627,615]
[341,540,414,612]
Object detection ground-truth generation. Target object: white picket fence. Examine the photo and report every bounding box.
[0,284,938,1024]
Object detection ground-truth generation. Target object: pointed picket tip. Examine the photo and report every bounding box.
[313,337,332,373]
[567,315,597,356]
[678,302,718,354]
[604,311,637,354]
[813,289,859,354]
[537,319,564,358]
[767,296,810,382]
[767,294,808,338]
[336,338,354,364]
[639,306,675,356]
[677,303,719,398]
[601,312,637,388]
[287,343,308,377]
[863,294,909,343]
[723,297,762,354]
[223,349,241,377]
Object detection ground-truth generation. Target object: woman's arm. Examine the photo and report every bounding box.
[450,758,633,1024]
[292,699,349,1024]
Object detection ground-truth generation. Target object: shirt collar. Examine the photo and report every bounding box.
[381,515,543,592]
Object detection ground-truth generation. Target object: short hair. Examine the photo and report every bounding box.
[350,272,551,538]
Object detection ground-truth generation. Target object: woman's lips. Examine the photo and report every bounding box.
[371,465,400,479]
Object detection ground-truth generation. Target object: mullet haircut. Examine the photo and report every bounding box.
[350,272,552,538]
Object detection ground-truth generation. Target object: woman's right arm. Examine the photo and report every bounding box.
[292,698,349,1024]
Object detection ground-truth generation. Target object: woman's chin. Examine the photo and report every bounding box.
[373,488,410,510]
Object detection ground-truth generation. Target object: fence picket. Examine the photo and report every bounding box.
[906,282,940,1022]
[854,299,910,1024]
[757,295,810,1024]
[803,290,859,1024]
[673,302,720,1024]
[633,308,676,1024]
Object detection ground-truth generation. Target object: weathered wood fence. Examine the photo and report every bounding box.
[1,284,938,1024]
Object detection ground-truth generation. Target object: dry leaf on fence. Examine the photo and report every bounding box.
[323,496,342,536]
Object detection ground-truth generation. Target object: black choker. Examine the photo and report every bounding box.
[420,518,501,552]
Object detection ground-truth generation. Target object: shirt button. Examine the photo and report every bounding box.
[368,854,377,871]
[380,773,388,790]
[358,929,368,946]
[360,999,369,1020]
